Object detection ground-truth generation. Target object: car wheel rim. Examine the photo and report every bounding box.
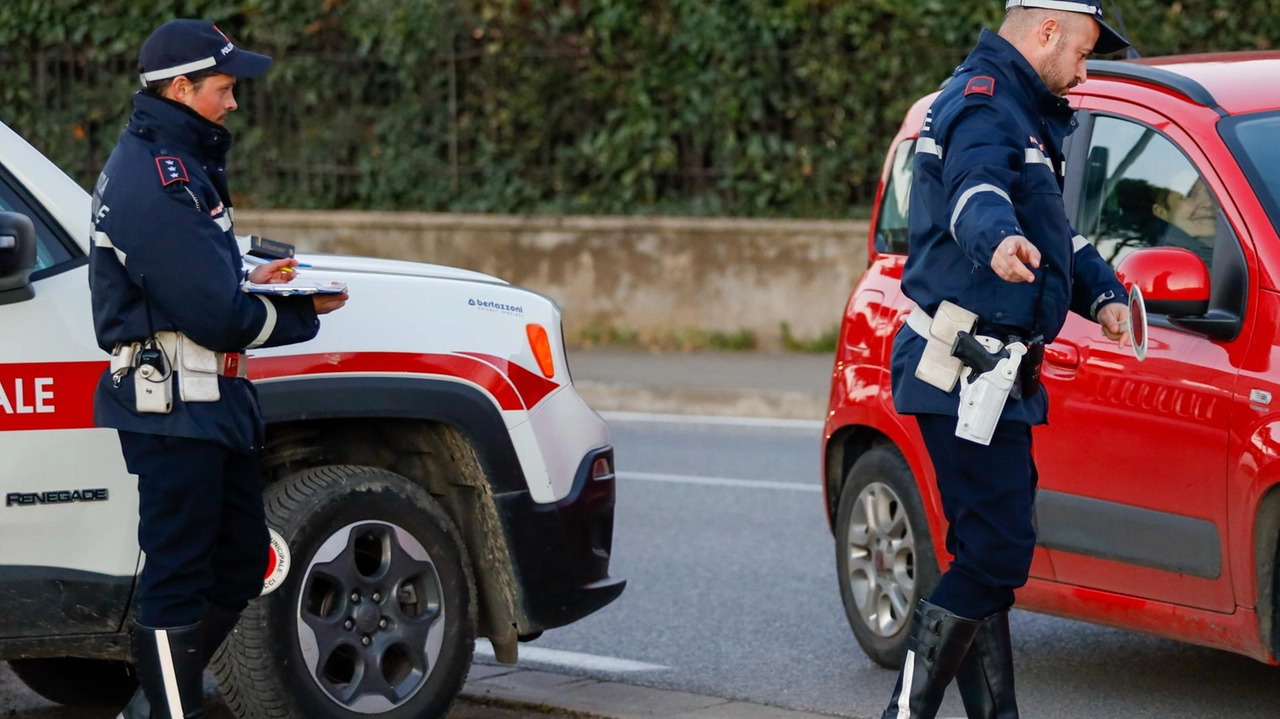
[845,482,916,638]
[296,520,446,714]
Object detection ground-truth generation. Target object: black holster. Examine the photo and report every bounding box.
[1018,335,1045,399]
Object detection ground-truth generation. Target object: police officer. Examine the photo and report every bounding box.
[882,3,1130,717]
[89,19,348,719]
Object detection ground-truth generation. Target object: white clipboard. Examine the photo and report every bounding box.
[243,281,347,296]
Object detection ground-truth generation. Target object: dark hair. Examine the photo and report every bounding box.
[139,67,220,98]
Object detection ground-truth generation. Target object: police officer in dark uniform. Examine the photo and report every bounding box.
[881,3,1131,717]
[89,19,348,719]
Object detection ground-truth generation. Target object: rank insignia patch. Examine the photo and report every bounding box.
[965,76,996,97]
[156,156,189,186]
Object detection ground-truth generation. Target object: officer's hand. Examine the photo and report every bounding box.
[991,235,1040,283]
[1098,302,1131,349]
[248,258,299,284]
[313,292,348,315]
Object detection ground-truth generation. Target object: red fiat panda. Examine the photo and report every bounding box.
[824,53,1280,667]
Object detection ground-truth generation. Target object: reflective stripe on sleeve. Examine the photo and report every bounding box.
[916,137,943,159]
[92,231,127,266]
[1072,234,1091,253]
[950,184,1013,240]
[1091,290,1118,319]
[1025,147,1054,169]
[247,295,277,349]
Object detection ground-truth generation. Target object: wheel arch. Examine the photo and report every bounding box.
[255,375,529,658]
[1255,482,1280,662]
[824,424,896,531]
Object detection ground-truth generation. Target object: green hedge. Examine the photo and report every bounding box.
[2,1,1273,217]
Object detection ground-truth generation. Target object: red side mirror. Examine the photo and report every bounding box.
[1115,247,1210,317]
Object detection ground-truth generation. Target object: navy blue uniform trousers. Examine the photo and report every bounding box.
[118,431,269,627]
[916,414,1038,621]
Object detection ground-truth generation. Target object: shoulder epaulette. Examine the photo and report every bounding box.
[155,156,189,187]
[964,76,996,98]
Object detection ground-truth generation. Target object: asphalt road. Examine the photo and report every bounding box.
[476,416,1280,719]
[5,415,1279,719]
[0,661,569,719]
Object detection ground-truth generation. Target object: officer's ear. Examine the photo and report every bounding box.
[1037,18,1061,49]
[167,75,195,103]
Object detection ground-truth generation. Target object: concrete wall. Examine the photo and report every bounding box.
[235,211,872,349]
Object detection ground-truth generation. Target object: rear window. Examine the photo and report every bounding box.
[1222,111,1280,240]
[873,139,915,255]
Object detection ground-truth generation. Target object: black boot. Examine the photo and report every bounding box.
[956,611,1018,719]
[118,608,240,719]
[880,600,983,719]
[121,622,208,719]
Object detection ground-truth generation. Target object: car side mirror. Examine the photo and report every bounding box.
[1115,246,1210,317]
[0,212,37,305]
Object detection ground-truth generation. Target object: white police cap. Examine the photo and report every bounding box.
[1005,0,1131,54]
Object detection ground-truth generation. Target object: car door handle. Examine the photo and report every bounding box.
[1044,340,1080,368]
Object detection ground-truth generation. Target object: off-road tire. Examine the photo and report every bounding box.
[211,464,476,719]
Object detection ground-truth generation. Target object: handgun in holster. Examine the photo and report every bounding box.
[952,332,1027,446]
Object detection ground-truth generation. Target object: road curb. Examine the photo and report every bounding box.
[574,381,827,422]
[460,664,847,719]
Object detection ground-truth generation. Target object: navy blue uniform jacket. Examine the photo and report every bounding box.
[891,30,1126,425]
[89,93,319,452]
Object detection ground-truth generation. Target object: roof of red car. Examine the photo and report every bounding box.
[1103,51,1280,115]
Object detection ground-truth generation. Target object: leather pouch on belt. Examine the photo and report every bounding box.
[915,301,978,393]
[1018,335,1045,399]
[177,334,221,402]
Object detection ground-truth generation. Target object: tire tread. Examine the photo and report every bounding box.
[212,464,476,719]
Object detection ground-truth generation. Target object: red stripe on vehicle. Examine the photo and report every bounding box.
[0,361,106,432]
[248,352,527,411]
[459,352,560,409]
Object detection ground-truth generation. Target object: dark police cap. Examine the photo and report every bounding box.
[138,19,272,87]
[1005,0,1131,55]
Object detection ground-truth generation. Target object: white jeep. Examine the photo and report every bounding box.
[0,120,624,718]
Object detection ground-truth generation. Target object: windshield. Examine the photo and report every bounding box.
[1222,111,1280,240]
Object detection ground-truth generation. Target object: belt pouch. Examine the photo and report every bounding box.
[134,360,172,414]
[1018,335,1045,398]
[177,334,221,402]
[914,301,978,393]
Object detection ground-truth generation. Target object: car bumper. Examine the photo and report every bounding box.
[493,445,625,632]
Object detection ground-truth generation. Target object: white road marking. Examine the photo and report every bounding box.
[474,639,667,673]
[600,411,824,431]
[618,471,821,493]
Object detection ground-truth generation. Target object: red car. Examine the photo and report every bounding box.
[824,52,1280,667]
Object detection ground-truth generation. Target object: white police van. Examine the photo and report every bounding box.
[0,120,624,718]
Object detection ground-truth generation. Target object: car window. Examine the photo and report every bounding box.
[1077,115,1220,273]
[1221,110,1280,241]
[874,140,915,255]
[0,173,74,274]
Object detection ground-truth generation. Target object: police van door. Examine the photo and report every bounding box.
[0,167,141,637]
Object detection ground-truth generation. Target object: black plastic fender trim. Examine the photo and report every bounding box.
[254,375,529,494]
